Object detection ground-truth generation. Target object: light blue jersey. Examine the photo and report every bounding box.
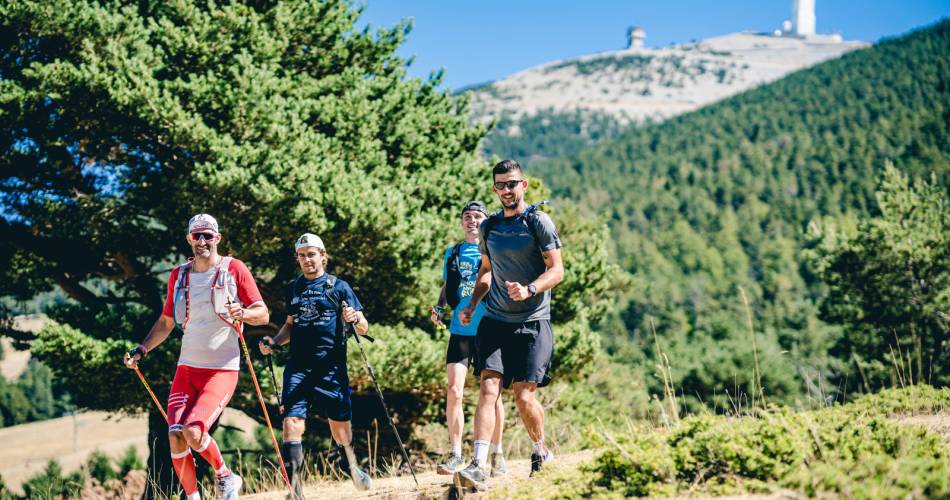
[442,242,486,336]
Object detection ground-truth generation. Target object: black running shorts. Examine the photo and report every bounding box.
[446,334,475,366]
[475,317,553,388]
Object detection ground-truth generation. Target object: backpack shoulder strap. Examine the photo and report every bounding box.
[480,211,504,260]
[450,242,463,269]
[291,274,305,296]
[175,260,193,287]
[324,274,341,311]
[523,201,551,253]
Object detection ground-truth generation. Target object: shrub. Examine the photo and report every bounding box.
[86,451,116,484]
[22,460,85,499]
[580,385,950,497]
[116,445,145,477]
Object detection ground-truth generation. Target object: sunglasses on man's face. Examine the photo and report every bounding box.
[493,179,524,191]
[190,232,216,242]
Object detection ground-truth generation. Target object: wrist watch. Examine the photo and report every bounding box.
[527,283,538,297]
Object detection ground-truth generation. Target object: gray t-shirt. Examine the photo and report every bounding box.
[479,208,562,322]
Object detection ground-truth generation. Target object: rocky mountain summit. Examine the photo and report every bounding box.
[469,32,867,126]
[468,30,867,162]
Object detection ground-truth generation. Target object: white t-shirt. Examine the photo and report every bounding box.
[162,258,264,370]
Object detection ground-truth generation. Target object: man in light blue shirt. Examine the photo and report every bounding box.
[430,201,507,477]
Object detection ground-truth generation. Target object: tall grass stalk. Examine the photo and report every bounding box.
[650,317,679,424]
[739,287,765,407]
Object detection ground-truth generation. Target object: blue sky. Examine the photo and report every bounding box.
[359,0,950,90]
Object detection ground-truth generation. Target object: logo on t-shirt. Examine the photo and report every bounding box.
[294,288,333,326]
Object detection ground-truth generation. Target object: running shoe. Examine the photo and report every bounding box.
[216,472,243,500]
[490,452,508,478]
[530,449,554,477]
[455,461,488,491]
[438,453,466,475]
[350,466,372,491]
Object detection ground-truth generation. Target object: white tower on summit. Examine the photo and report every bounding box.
[792,0,816,36]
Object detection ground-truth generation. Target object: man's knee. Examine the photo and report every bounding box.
[513,384,538,410]
[283,416,305,440]
[182,424,204,448]
[168,430,188,452]
[479,372,502,401]
[447,382,465,403]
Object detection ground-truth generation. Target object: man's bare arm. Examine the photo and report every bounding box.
[124,315,175,367]
[468,255,493,307]
[532,247,565,292]
[273,315,293,345]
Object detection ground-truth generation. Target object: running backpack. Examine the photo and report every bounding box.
[171,256,236,331]
[479,200,550,261]
[444,243,476,309]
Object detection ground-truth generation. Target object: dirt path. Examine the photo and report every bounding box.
[244,450,596,500]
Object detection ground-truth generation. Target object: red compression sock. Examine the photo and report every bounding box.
[170,449,199,495]
[196,435,230,477]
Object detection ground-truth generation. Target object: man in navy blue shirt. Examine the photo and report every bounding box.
[259,233,372,497]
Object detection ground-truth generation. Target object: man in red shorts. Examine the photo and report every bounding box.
[125,213,269,500]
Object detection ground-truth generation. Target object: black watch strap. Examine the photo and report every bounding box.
[528,284,538,297]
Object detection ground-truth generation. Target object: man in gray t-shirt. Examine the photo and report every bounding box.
[457,159,564,489]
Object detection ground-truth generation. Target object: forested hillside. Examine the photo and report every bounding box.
[537,20,950,407]
[471,32,865,166]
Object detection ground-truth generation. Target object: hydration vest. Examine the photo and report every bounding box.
[172,256,238,331]
[445,243,480,309]
[480,200,550,261]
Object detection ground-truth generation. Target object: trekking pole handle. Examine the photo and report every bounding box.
[341,300,375,342]
[258,336,285,355]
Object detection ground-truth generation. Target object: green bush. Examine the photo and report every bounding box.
[86,451,116,484]
[116,445,145,478]
[22,460,85,499]
[580,385,950,498]
[588,430,675,497]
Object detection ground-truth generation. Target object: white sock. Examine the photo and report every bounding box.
[186,492,201,500]
[532,440,546,456]
[451,444,462,457]
[343,444,358,471]
[490,442,503,455]
[473,440,490,467]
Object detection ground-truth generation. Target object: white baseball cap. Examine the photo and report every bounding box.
[188,214,219,234]
[295,233,325,251]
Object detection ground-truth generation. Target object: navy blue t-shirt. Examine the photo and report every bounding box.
[286,274,362,361]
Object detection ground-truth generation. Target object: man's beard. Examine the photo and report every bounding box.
[502,194,521,210]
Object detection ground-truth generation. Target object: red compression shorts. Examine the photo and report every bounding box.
[167,364,239,434]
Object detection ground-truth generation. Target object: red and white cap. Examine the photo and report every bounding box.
[187,213,219,234]
[295,233,325,251]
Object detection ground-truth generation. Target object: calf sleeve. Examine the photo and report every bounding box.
[195,435,228,476]
[170,449,199,495]
[282,441,304,485]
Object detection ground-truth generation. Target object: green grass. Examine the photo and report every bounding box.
[494,385,950,499]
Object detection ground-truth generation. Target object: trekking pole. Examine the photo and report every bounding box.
[225,300,294,496]
[262,341,284,414]
[125,354,169,422]
[342,300,420,488]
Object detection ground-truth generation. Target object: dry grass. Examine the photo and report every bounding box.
[0,411,146,495]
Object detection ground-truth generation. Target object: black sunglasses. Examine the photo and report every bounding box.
[493,179,524,191]
[190,232,216,241]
